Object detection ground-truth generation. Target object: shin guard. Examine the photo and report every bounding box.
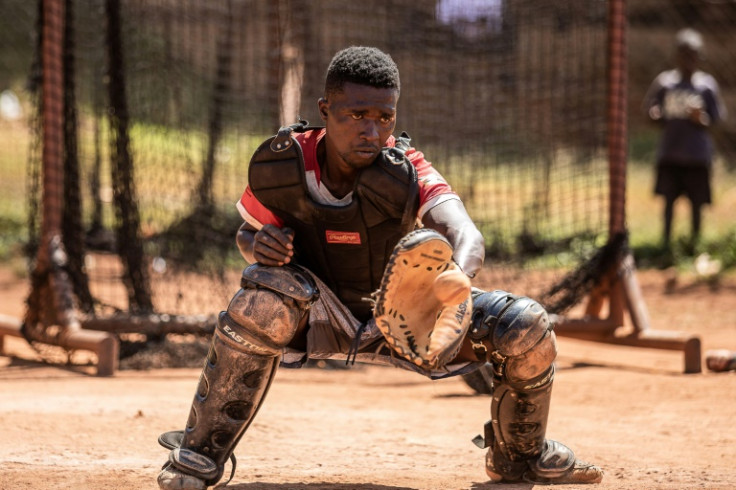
[469,290,574,482]
[159,264,317,487]
[484,368,569,482]
[162,314,281,485]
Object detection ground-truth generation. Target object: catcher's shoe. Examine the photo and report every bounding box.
[485,440,603,485]
[157,464,207,490]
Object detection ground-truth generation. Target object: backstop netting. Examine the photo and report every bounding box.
[1,0,735,334]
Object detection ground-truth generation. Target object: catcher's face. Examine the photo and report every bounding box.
[319,82,398,172]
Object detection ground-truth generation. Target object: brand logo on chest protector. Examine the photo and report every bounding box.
[325,230,362,245]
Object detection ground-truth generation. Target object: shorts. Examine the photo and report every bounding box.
[280,269,482,380]
[654,163,711,206]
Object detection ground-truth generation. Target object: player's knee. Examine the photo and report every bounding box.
[470,290,556,382]
[226,287,301,348]
[504,328,557,382]
[224,264,318,351]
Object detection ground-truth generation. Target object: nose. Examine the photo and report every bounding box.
[360,120,379,142]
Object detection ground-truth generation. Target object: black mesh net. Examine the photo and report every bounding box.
[1,0,735,327]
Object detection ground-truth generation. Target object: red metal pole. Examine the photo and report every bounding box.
[39,0,65,271]
[607,0,627,236]
[18,0,121,376]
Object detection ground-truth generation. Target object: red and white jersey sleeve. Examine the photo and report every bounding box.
[235,130,458,228]
[236,185,283,230]
[404,147,459,219]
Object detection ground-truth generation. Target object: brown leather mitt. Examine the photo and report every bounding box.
[373,228,473,370]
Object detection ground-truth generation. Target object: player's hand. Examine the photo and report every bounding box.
[648,105,662,121]
[252,225,294,266]
[689,108,711,127]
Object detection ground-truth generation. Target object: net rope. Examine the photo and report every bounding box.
[1,0,735,328]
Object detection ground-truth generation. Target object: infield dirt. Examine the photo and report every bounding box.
[1,265,736,490]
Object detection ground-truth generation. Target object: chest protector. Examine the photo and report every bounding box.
[248,123,420,321]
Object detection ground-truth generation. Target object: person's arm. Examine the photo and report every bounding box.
[699,83,727,127]
[236,222,294,266]
[421,199,485,278]
[642,74,665,123]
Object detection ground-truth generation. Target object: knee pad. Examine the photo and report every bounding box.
[222,264,318,354]
[469,290,556,383]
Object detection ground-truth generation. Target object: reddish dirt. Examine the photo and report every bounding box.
[1,264,736,490]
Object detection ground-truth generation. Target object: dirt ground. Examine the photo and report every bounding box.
[1,264,736,490]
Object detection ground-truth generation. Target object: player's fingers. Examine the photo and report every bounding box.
[260,224,295,251]
[254,225,294,265]
[253,242,290,265]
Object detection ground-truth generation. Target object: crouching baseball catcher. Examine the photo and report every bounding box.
[156,46,601,489]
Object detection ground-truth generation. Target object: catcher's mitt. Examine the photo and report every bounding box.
[373,228,473,370]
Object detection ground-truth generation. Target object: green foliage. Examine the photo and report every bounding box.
[1,111,734,276]
[0,119,31,262]
[0,215,25,261]
[627,127,659,163]
[705,230,736,271]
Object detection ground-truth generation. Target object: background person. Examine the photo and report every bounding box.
[643,28,727,252]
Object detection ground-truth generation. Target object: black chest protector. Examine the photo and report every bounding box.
[248,123,420,321]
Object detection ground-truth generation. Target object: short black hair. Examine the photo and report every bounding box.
[324,46,400,96]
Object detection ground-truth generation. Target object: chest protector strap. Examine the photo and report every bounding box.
[248,123,419,321]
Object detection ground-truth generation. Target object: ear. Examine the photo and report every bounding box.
[318,97,329,121]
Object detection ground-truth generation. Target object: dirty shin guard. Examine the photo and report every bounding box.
[165,314,281,485]
[162,264,317,486]
[487,368,569,481]
[469,290,574,482]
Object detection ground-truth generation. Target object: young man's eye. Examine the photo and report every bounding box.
[381,115,395,124]
[350,113,363,120]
